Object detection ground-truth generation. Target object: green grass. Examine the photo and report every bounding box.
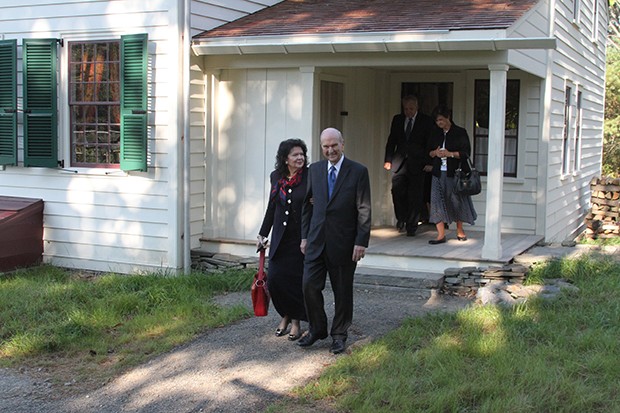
[268,252,620,413]
[579,236,620,246]
[0,265,252,389]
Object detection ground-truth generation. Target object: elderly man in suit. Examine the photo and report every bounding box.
[299,127,371,354]
[384,95,434,236]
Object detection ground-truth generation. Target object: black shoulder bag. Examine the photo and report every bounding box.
[453,156,481,196]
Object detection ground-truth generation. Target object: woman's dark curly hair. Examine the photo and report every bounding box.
[431,104,452,121]
[275,138,308,177]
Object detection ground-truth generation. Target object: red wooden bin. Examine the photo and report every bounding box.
[0,196,44,272]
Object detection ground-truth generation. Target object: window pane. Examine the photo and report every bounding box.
[473,79,519,177]
[69,40,121,168]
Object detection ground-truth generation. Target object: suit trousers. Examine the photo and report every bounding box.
[391,167,409,223]
[302,250,356,341]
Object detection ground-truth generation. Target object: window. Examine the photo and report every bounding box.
[0,34,148,171]
[69,41,121,167]
[573,0,581,23]
[562,86,572,175]
[574,89,583,172]
[591,0,599,42]
[473,79,520,177]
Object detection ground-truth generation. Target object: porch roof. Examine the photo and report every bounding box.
[192,0,555,56]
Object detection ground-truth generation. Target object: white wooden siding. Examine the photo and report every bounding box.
[190,0,283,36]
[189,54,207,249]
[541,0,607,241]
[0,0,279,273]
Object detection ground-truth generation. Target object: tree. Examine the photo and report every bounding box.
[605,1,620,177]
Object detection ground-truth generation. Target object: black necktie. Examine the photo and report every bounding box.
[405,117,413,140]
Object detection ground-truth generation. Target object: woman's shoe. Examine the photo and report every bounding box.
[288,332,302,341]
[288,319,301,341]
[275,317,290,337]
[457,235,468,241]
[429,237,446,245]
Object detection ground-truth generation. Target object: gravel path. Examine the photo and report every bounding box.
[0,283,471,413]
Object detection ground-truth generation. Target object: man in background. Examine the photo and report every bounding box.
[384,95,434,236]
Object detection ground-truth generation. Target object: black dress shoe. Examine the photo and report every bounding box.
[428,237,446,245]
[396,220,405,231]
[330,339,346,354]
[297,332,327,347]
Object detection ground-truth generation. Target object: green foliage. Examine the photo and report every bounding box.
[604,46,620,177]
[280,254,620,412]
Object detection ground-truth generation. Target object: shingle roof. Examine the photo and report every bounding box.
[194,0,539,40]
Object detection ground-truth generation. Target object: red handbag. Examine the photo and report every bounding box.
[251,248,270,316]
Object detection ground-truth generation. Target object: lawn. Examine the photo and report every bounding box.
[267,250,620,413]
[0,265,252,392]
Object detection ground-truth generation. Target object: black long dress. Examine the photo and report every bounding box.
[258,168,308,321]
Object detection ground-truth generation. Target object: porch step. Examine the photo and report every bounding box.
[355,267,444,290]
[192,245,444,290]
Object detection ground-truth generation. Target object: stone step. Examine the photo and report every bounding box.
[354,267,444,290]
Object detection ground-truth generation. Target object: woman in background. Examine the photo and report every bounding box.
[427,105,477,244]
[257,138,308,340]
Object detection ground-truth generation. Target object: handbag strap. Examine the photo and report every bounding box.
[258,248,266,278]
[457,154,475,171]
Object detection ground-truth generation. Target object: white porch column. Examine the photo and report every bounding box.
[300,66,317,159]
[482,64,508,260]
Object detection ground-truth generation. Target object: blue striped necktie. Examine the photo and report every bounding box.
[328,165,336,198]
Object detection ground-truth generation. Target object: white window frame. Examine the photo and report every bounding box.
[561,81,573,177]
[572,0,581,25]
[591,0,600,43]
[59,30,129,175]
[573,86,583,174]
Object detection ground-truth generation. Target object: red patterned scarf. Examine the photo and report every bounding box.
[271,169,303,205]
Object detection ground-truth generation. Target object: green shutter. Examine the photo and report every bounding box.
[23,38,58,168]
[120,33,148,172]
[0,40,17,166]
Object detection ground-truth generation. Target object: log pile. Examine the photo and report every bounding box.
[584,176,620,239]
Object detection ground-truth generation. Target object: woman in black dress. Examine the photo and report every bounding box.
[427,105,477,244]
[257,139,308,340]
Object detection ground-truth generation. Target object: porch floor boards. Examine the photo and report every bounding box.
[366,225,542,263]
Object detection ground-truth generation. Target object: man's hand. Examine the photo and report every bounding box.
[300,239,307,255]
[423,165,433,172]
[383,162,392,171]
[352,245,366,262]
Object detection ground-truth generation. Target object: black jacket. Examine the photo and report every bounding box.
[427,123,472,178]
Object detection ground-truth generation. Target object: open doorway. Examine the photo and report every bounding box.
[401,82,453,117]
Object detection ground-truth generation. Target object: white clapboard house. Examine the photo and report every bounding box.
[0,0,608,274]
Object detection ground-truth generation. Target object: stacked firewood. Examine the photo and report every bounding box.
[584,176,620,239]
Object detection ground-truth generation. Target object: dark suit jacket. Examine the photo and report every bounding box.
[427,123,472,178]
[258,168,307,259]
[384,112,434,175]
[301,157,371,265]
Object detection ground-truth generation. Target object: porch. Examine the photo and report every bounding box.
[197,225,543,285]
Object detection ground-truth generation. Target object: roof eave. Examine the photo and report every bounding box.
[192,31,557,56]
